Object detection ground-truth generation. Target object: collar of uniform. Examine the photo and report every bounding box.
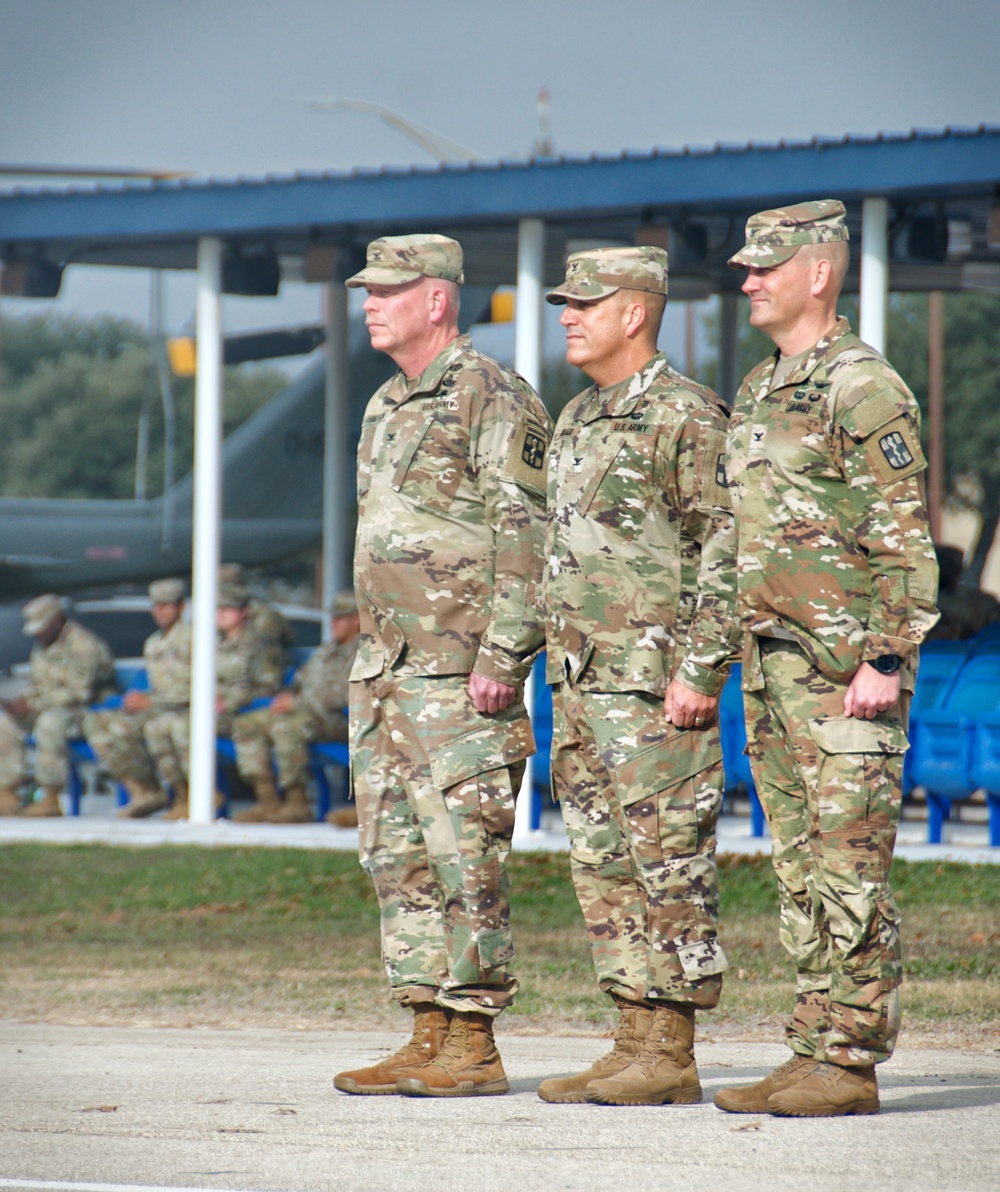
[579,352,668,423]
[389,333,470,405]
[771,316,852,390]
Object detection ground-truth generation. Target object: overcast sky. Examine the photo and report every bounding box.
[2,0,998,356]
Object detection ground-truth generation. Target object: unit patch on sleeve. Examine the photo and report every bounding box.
[503,417,550,496]
[879,430,914,470]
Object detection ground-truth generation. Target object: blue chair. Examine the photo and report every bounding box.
[719,665,765,837]
[910,653,1000,842]
[530,653,551,831]
[969,713,1000,847]
[904,641,972,796]
[309,741,350,821]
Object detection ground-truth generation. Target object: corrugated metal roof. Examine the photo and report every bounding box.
[2,124,997,200]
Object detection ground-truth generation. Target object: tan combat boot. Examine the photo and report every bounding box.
[161,782,189,821]
[233,778,282,823]
[118,781,170,819]
[395,1010,509,1097]
[585,1002,701,1106]
[765,1061,879,1117]
[0,786,22,815]
[326,805,358,828]
[714,1053,818,1113]
[20,786,62,817]
[266,783,313,824]
[334,1005,451,1095]
[538,998,656,1103]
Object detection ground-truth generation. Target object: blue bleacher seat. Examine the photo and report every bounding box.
[530,653,551,831]
[719,665,765,837]
[910,651,1000,843]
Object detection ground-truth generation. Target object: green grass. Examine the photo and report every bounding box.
[1,845,996,1042]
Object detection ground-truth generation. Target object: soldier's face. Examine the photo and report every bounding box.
[151,601,183,631]
[331,612,360,645]
[362,278,430,360]
[741,252,814,340]
[559,293,631,381]
[216,606,247,635]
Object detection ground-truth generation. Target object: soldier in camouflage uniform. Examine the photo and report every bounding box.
[218,562,295,661]
[333,234,551,1099]
[84,578,191,818]
[538,247,741,1107]
[0,594,115,817]
[231,589,359,824]
[716,201,939,1118]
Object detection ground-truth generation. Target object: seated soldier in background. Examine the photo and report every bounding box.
[0,594,115,817]
[84,578,190,818]
[211,579,286,823]
[218,562,294,661]
[231,589,360,823]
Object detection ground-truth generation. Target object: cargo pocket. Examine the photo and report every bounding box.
[608,729,722,863]
[876,894,903,990]
[675,935,729,981]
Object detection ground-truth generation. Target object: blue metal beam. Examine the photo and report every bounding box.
[1,127,997,251]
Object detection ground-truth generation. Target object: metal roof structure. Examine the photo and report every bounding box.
[2,125,999,298]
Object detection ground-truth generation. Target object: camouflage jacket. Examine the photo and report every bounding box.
[725,317,939,682]
[28,619,116,711]
[544,354,740,697]
[143,618,191,710]
[294,636,358,720]
[352,334,551,685]
[217,628,284,714]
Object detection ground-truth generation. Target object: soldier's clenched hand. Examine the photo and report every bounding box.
[468,671,517,715]
[663,679,718,730]
[843,666,900,720]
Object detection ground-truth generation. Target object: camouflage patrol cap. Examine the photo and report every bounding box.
[218,562,245,584]
[546,246,669,304]
[22,593,65,635]
[329,588,358,617]
[148,578,186,604]
[217,582,250,609]
[345,234,464,288]
[728,199,849,269]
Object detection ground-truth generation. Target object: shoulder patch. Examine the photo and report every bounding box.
[695,426,732,513]
[863,416,926,486]
[503,416,549,497]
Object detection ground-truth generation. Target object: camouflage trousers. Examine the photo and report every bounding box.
[350,672,533,1016]
[551,683,727,1009]
[140,710,190,789]
[743,637,908,1066]
[231,705,346,790]
[0,706,83,788]
[85,708,160,787]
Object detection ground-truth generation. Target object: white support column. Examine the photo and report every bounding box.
[321,278,350,637]
[513,217,545,843]
[717,292,740,404]
[188,237,223,825]
[860,197,889,354]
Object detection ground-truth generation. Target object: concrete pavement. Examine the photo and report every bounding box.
[0,1023,998,1192]
[0,792,997,862]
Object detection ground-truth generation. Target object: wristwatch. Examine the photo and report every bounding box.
[867,654,902,675]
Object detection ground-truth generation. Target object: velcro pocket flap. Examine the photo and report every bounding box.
[609,729,722,808]
[809,717,908,755]
[429,718,534,790]
[838,389,900,440]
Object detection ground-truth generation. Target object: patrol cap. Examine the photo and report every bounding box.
[345,234,464,288]
[22,593,65,635]
[546,246,669,304]
[329,588,358,617]
[218,562,245,584]
[217,582,250,609]
[728,199,849,269]
[148,578,186,604]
